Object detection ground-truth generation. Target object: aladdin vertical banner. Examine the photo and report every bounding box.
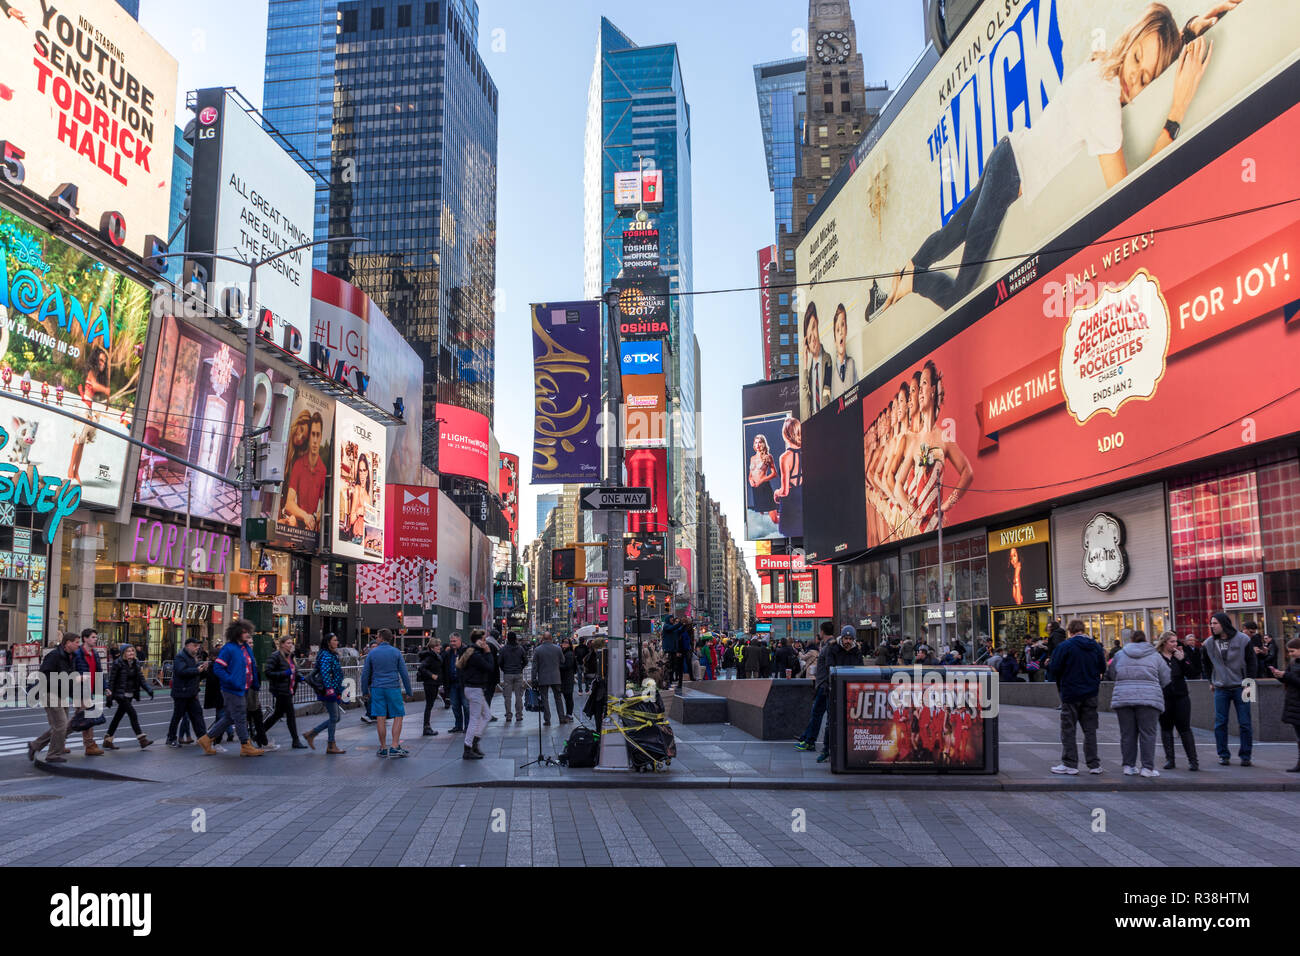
[531,301,600,484]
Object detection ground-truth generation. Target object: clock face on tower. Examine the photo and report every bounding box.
[815,30,851,64]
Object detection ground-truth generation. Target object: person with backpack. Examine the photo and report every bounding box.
[263,637,306,749]
[304,632,346,753]
[166,636,209,748]
[197,621,264,757]
[417,637,444,735]
[102,644,154,750]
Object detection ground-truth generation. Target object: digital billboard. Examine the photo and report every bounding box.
[797,0,1300,420]
[135,310,245,523]
[841,675,988,770]
[531,301,601,484]
[0,207,150,508]
[614,276,670,340]
[622,372,666,448]
[187,88,315,360]
[988,520,1052,608]
[620,340,663,375]
[755,554,833,618]
[332,403,386,563]
[497,452,519,547]
[626,448,667,533]
[758,245,775,373]
[804,91,1300,560]
[261,384,334,551]
[741,377,802,541]
[435,402,490,483]
[0,0,178,254]
[624,533,666,586]
[621,228,660,273]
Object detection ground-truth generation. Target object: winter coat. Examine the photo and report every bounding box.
[171,649,203,699]
[773,645,798,675]
[203,665,224,708]
[416,648,444,684]
[497,642,527,675]
[559,648,576,685]
[265,650,298,696]
[1158,650,1191,701]
[996,654,1019,683]
[1279,659,1300,727]
[532,642,564,685]
[460,646,495,688]
[212,640,258,697]
[1047,635,1106,703]
[108,658,153,701]
[313,647,344,699]
[1107,641,1170,711]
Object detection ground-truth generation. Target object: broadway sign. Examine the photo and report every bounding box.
[531,301,601,483]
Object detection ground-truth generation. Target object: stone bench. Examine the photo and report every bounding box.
[665,688,728,724]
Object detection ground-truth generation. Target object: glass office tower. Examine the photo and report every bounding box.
[583,17,697,608]
[264,0,498,465]
[754,57,806,239]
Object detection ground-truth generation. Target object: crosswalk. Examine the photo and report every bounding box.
[0,734,86,758]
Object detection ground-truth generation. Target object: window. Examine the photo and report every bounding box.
[840,81,850,93]
[823,82,832,94]
[823,101,833,114]
[807,192,816,204]
[398,4,411,27]
[780,354,791,366]
[779,333,789,346]
[425,2,438,23]
[371,6,384,29]
[820,156,831,169]
[818,125,828,139]
[341,8,357,31]
[784,249,794,261]
[779,313,790,325]
[778,293,789,305]
[841,100,851,113]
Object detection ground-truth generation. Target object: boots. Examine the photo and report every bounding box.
[423,725,437,736]
[303,730,317,750]
[101,735,119,750]
[472,736,484,756]
[240,741,265,757]
[326,742,346,754]
[1179,728,1199,771]
[137,734,153,749]
[196,734,216,755]
[83,741,105,757]
[462,744,483,760]
[1161,728,1176,769]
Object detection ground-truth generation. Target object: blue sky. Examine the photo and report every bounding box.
[139,0,925,568]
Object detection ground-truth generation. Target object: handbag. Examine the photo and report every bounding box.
[524,686,542,713]
[305,661,326,694]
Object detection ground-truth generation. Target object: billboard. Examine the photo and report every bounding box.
[624,533,666,586]
[332,404,385,562]
[263,384,334,551]
[187,88,315,360]
[622,372,666,448]
[988,520,1052,608]
[134,311,245,523]
[386,484,437,560]
[620,340,663,375]
[614,276,670,340]
[613,170,663,209]
[805,93,1300,559]
[841,674,988,770]
[797,0,1300,419]
[310,271,425,485]
[755,554,833,618]
[621,228,660,273]
[0,207,150,508]
[435,402,490,482]
[758,245,775,373]
[435,490,471,612]
[626,448,667,533]
[498,452,519,547]
[0,0,178,254]
[531,301,601,484]
[741,377,802,540]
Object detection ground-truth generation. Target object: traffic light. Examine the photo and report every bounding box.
[551,547,584,582]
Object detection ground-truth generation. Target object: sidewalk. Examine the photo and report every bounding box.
[20,686,1299,791]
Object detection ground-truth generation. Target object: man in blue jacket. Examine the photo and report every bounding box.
[1047,620,1107,775]
[360,628,413,757]
[197,621,264,757]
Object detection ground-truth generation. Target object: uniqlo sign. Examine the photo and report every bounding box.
[1220,573,1263,609]
[386,484,438,560]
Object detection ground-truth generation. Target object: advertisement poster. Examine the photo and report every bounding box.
[614,276,670,340]
[625,447,667,533]
[0,208,151,507]
[843,678,986,770]
[797,0,1300,419]
[755,555,832,619]
[434,491,471,612]
[435,402,490,482]
[622,372,666,448]
[497,452,519,547]
[263,385,334,551]
[0,0,178,253]
[988,521,1052,607]
[332,403,385,562]
[624,533,666,586]
[187,88,315,360]
[531,301,601,484]
[758,245,775,374]
[741,377,802,540]
[621,229,660,273]
[135,311,245,523]
[805,93,1300,560]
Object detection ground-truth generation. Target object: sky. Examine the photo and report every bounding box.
[139,0,926,578]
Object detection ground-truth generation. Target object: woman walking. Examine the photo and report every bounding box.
[459,629,495,760]
[263,637,306,748]
[417,637,443,736]
[102,644,154,749]
[1108,629,1171,777]
[559,638,577,721]
[304,633,346,754]
[1156,631,1198,770]
[1267,638,1300,773]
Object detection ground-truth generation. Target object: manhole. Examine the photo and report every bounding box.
[157,795,242,805]
[0,794,63,802]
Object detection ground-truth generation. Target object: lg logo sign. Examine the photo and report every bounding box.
[619,342,663,373]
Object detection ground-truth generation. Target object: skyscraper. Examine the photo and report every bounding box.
[115,0,139,18]
[263,0,499,468]
[583,17,697,608]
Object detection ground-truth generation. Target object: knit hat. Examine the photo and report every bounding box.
[840,625,856,638]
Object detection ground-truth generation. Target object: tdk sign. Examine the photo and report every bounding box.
[620,341,663,374]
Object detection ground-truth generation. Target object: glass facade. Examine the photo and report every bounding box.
[753,58,806,239]
[901,532,988,651]
[265,0,496,466]
[837,553,900,651]
[164,126,193,286]
[583,18,697,597]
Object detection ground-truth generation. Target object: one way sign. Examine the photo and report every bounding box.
[579,486,651,510]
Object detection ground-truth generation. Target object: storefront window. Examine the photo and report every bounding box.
[837,554,900,651]
[901,533,987,652]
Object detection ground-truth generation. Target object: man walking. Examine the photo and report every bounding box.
[73,628,106,757]
[28,633,80,763]
[1047,620,1108,775]
[1205,611,1257,766]
[166,636,209,747]
[360,628,413,757]
[531,632,566,726]
[498,632,527,721]
[795,623,836,752]
[197,621,265,757]
[442,633,469,733]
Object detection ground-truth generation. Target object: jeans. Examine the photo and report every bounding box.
[539,684,564,722]
[912,135,1022,310]
[309,697,340,744]
[464,686,491,739]
[33,706,69,756]
[500,673,525,717]
[205,690,251,744]
[448,683,469,730]
[263,692,300,742]
[1059,696,1100,769]
[1213,686,1253,759]
[168,696,206,742]
[107,698,143,737]
[800,685,828,746]
[1116,705,1160,770]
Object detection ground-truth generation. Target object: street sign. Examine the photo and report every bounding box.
[666,567,684,582]
[623,571,637,586]
[579,486,651,510]
[587,571,609,584]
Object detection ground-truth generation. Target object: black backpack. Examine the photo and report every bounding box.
[560,726,598,768]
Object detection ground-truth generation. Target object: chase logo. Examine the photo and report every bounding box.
[620,341,663,373]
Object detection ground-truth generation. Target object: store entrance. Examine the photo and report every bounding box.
[992,607,1052,657]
